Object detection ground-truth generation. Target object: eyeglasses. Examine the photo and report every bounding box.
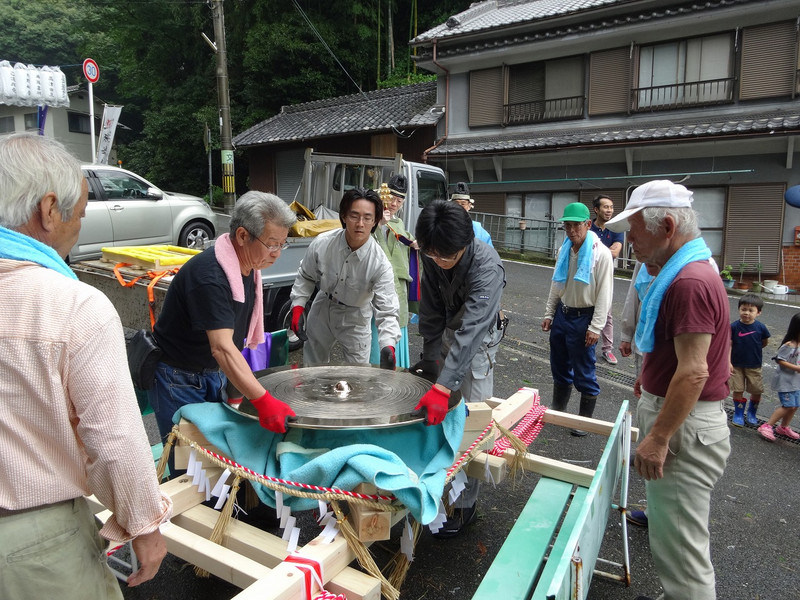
[345,213,375,225]
[250,233,290,252]
[424,251,460,263]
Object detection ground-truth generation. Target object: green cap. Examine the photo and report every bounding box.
[560,202,590,222]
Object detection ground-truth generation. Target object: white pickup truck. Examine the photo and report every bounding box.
[74,149,447,346]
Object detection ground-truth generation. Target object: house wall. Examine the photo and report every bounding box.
[0,92,109,163]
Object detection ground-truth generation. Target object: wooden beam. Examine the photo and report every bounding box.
[173,505,380,600]
[464,158,474,182]
[492,155,503,182]
[787,136,795,170]
[543,409,639,442]
[465,452,507,483]
[505,449,595,488]
[625,148,634,176]
[490,387,536,428]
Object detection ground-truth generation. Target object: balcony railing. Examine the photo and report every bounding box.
[631,77,734,112]
[504,95,585,125]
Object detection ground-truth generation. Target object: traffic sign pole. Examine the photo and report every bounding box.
[83,59,100,162]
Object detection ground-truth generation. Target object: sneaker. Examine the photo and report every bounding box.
[775,425,800,440]
[758,423,776,442]
[626,510,649,527]
[602,350,618,365]
[431,505,477,539]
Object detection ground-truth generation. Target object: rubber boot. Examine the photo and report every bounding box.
[746,400,760,426]
[551,384,572,412]
[571,394,598,437]
[732,401,746,427]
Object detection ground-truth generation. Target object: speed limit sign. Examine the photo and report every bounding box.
[83,58,99,83]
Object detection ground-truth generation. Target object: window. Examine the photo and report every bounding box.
[68,112,92,134]
[415,170,447,210]
[24,113,38,131]
[95,170,150,199]
[0,115,14,133]
[740,21,797,100]
[634,33,734,110]
[506,56,584,125]
[693,187,726,262]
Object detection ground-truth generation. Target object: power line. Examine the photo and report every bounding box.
[291,0,368,101]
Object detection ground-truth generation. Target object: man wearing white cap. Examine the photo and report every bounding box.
[606,180,731,600]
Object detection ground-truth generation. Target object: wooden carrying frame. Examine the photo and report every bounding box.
[90,390,636,600]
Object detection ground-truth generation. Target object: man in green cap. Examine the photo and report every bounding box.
[541,202,613,435]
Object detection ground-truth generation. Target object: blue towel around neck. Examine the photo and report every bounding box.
[175,401,466,525]
[0,225,76,280]
[552,229,598,286]
[635,237,711,353]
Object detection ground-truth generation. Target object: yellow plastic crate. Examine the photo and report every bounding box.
[100,245,201,270]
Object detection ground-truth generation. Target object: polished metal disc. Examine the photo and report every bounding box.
[229,364,456,429]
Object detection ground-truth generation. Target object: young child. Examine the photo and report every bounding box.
[759,312,800,441]
[729,293,770,427]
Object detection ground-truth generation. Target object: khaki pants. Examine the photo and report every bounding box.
[0,497,123,600]
[638,391,731,600]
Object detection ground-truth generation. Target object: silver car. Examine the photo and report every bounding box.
[69,164,217,262]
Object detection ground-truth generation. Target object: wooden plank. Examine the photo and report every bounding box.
[530,486,589,600]
[161,468,224,516]
[543,409,639,441]
[464,453,507,484]
[491,388,536,429]
[471,478,574,600]
[505,449,595,488]
[173,505,380,600]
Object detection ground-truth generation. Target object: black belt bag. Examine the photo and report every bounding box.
[126,329,163,390]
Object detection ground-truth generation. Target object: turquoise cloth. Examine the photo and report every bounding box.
[0,225,76,280]
[552,230,598,286]
[175,401,466,524]
[635,237,712,353]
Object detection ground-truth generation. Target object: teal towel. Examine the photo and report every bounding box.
[175,402,466,524]
[635,237,711,353]
[552,230,598,286]
[0,225,76,280]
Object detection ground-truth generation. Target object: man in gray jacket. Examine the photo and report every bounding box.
[411,200,506,537]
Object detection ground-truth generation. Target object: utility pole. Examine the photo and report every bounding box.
[209,0,236,212]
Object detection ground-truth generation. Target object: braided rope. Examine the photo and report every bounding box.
[169,427,403,512]
[489,402,547,456]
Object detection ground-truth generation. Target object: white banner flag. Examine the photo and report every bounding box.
[95,105,122,164]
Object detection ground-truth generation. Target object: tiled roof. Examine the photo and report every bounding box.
[427,110,800,156]
[413,0,622,43]
[234,81,441,148]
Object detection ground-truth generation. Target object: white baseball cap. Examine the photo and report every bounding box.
[605,179,694,232]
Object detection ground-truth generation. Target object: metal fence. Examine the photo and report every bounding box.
[473,212,561,259]
[472,211,637,270]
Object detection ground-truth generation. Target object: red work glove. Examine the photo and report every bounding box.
[290,306,304,333]
[250,390,296,434]
[290,305,307,341]
[413,385,450,426]
[380,346,396,370]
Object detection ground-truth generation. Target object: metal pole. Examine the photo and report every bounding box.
[211,0,236,212]
[88,81,96,161]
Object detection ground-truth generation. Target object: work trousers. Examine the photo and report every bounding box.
[601,311,614,353]
[549,307,600,396]
[440,326,502,509]
[638,390,731,600]
[304,296,371,366]
[0,498,123,600]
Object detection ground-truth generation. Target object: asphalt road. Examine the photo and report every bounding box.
[123,260,800,600]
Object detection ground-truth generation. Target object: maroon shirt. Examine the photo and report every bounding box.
[640,260,731,401]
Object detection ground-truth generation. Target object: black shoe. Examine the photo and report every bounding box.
[634,596,655,600]
[431,505,477,539]
[570,428,588,437]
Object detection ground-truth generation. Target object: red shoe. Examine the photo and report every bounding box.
[775,425,800,440]
[758,423,776,442]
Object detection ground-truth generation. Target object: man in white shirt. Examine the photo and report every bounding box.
[290,188,401,367]
[542,202,613,435]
